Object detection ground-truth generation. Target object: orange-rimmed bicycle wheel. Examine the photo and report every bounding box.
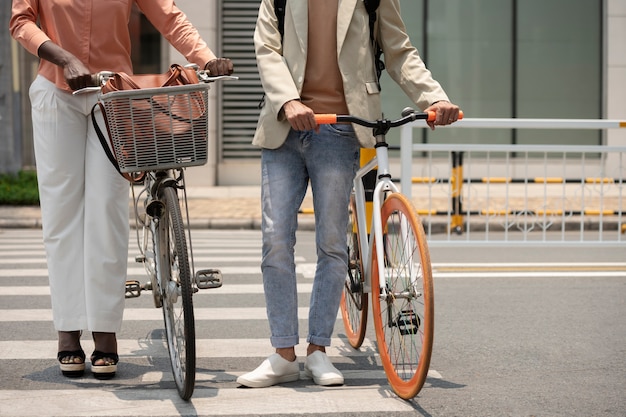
[340,195,368,348]
[371,193,434,399]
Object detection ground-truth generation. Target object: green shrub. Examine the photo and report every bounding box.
[0,171,40,205]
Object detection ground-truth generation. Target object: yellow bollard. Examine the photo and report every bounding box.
[450,152,464,234]
[360,148,377,234]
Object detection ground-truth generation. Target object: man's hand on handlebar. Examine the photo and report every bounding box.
[283,100,319,132]
[424,100,461,130]
[204,58,234,76]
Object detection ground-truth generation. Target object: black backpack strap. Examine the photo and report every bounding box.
[365,0,380,38]
[364,0,384,88]
[275,0,286,39]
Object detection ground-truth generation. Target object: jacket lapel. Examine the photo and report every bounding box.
[337,0,358,54]
[289,0,308,53]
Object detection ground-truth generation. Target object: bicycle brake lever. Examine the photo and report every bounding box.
[197,70,239,83]
[72,86,101,96]
[401,107,416,117]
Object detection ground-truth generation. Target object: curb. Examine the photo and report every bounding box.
[0,215,317,231]
[3,216,622,233]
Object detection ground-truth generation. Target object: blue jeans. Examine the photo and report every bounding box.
[261,124,360,348]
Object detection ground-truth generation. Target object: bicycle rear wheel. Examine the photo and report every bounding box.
[340,195,368,348]
[371,193,434,399]
[155,186,196,400]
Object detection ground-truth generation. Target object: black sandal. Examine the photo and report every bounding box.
[57,349,86,377]
[90,351,119,379]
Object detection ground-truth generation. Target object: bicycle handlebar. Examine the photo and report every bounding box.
[72,65,238,96]
[314,109,463,128]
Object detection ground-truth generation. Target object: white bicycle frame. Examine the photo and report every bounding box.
[352,139,402,297]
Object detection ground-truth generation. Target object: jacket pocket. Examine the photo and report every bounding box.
[366,81,380,95]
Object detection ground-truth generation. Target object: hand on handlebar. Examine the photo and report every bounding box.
[424,100,462,130]
[204,58,234,76]
[283,100,319,132]
[63,59,93,91]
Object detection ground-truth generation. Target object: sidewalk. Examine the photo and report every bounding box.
[0,186,453,230]
[0,185,620,232]
[0,186,313,230]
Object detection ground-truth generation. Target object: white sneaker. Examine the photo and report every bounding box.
[237,353,300,388]
[304,351,344,386]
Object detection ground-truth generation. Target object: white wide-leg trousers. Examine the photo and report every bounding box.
[29,75,129,333]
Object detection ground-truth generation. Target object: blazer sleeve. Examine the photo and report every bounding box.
[254,0,301,120]
[377,0,449,110]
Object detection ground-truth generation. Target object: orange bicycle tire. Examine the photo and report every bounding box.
[340,195,368,348]
[371,193,434,399]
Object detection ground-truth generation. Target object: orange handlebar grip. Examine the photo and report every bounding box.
[427,111,436,122]
[315,114,337,124]
[458,110,464,120]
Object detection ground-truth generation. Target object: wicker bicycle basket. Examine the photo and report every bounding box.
[99,83,210,172]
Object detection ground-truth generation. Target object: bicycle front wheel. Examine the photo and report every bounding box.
[340,195,368,348]
[155,186,195,400]
[371,193,434,399]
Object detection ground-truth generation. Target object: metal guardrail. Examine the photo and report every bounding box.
[399,118,626,246]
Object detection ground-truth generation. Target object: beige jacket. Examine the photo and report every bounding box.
[253,0,449,149]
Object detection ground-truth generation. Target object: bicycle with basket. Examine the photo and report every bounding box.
[78,64,237,400]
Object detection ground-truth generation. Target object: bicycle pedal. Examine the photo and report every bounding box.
[125,280,142,298]
[393,309,421,335]
[135,254,146,263]
[196,269,223,289]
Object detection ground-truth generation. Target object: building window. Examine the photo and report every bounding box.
[129,5,162,74]
[380,0,603,148]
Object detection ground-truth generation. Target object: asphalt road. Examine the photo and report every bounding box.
[0,228,624,417]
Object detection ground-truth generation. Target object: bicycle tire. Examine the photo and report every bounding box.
[371,192,434,399]
[340,195,368,348]
[156,186,196,400]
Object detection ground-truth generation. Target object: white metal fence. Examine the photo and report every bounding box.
[399,118,626,246]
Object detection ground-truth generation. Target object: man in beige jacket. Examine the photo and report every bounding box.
[238,0,460,388]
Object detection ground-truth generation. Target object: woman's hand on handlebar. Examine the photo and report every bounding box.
[424,100,461,131]
[63,59,95,91]
[204,58,234,76]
